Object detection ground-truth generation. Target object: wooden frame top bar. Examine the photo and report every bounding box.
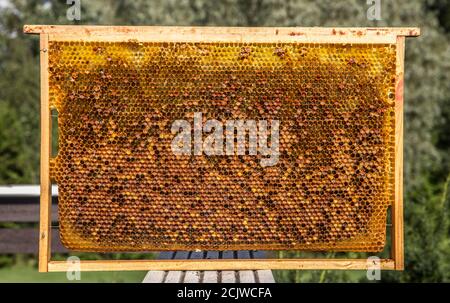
[24,25,421,36]
[24,25,420,43]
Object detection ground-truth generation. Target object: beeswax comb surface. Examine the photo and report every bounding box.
[49,41,396,252]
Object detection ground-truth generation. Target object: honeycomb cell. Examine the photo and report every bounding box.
[48,41,396,252]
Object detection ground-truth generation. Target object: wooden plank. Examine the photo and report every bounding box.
[237,251,255,283]
[174,251,190,258]
[221,251,236,283]
[0,228,68,254]
[142,270,165,283]
[393,36,405,271]
[202,273,218,283]
[23,25,425,44]
[205,251,219,259]
[165,251,189,283]
[0,201,58,222]
[159,251,175,260]
[252,251,267,259]
[145,250,274,283]
[184,251,203,283]
[190,251,205,259]
[238,251,251,258]
[0,185,58,197]
[23,25,421,37]
[142,251,173,283]
[39,32,52,273]
[163,273,182,284]
[255,270,276,283]
[203,251,219,283]
[47,258,396,272]
[250,251,276,283]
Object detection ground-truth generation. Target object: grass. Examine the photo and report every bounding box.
[0,252,156,282]
[0,264,146,283]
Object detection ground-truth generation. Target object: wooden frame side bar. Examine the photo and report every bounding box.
[39,33,52,273]
[47,258,395,272]
[393,36,405,270]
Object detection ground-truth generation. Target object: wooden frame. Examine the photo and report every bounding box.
[24,26,419,272]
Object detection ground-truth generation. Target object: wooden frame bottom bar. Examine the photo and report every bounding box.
[48,258,395,272]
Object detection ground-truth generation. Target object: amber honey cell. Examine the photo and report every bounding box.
[48,41,396,252]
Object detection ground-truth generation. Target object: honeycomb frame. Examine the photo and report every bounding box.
[24,25,420,272]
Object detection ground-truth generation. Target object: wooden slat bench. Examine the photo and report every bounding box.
[143,251,275,283]
[0,185,67,254]
[0,185,276,283]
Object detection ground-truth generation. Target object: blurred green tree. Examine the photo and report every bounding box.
[0,102,31,183]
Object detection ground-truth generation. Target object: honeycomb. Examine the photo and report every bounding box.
[48,40,396,252]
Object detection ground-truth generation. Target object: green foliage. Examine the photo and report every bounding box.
[383,178,450,282]
[0,264,146,282]
[428,0,450,32]
[0,102,33,183]
[0,0,449,282]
